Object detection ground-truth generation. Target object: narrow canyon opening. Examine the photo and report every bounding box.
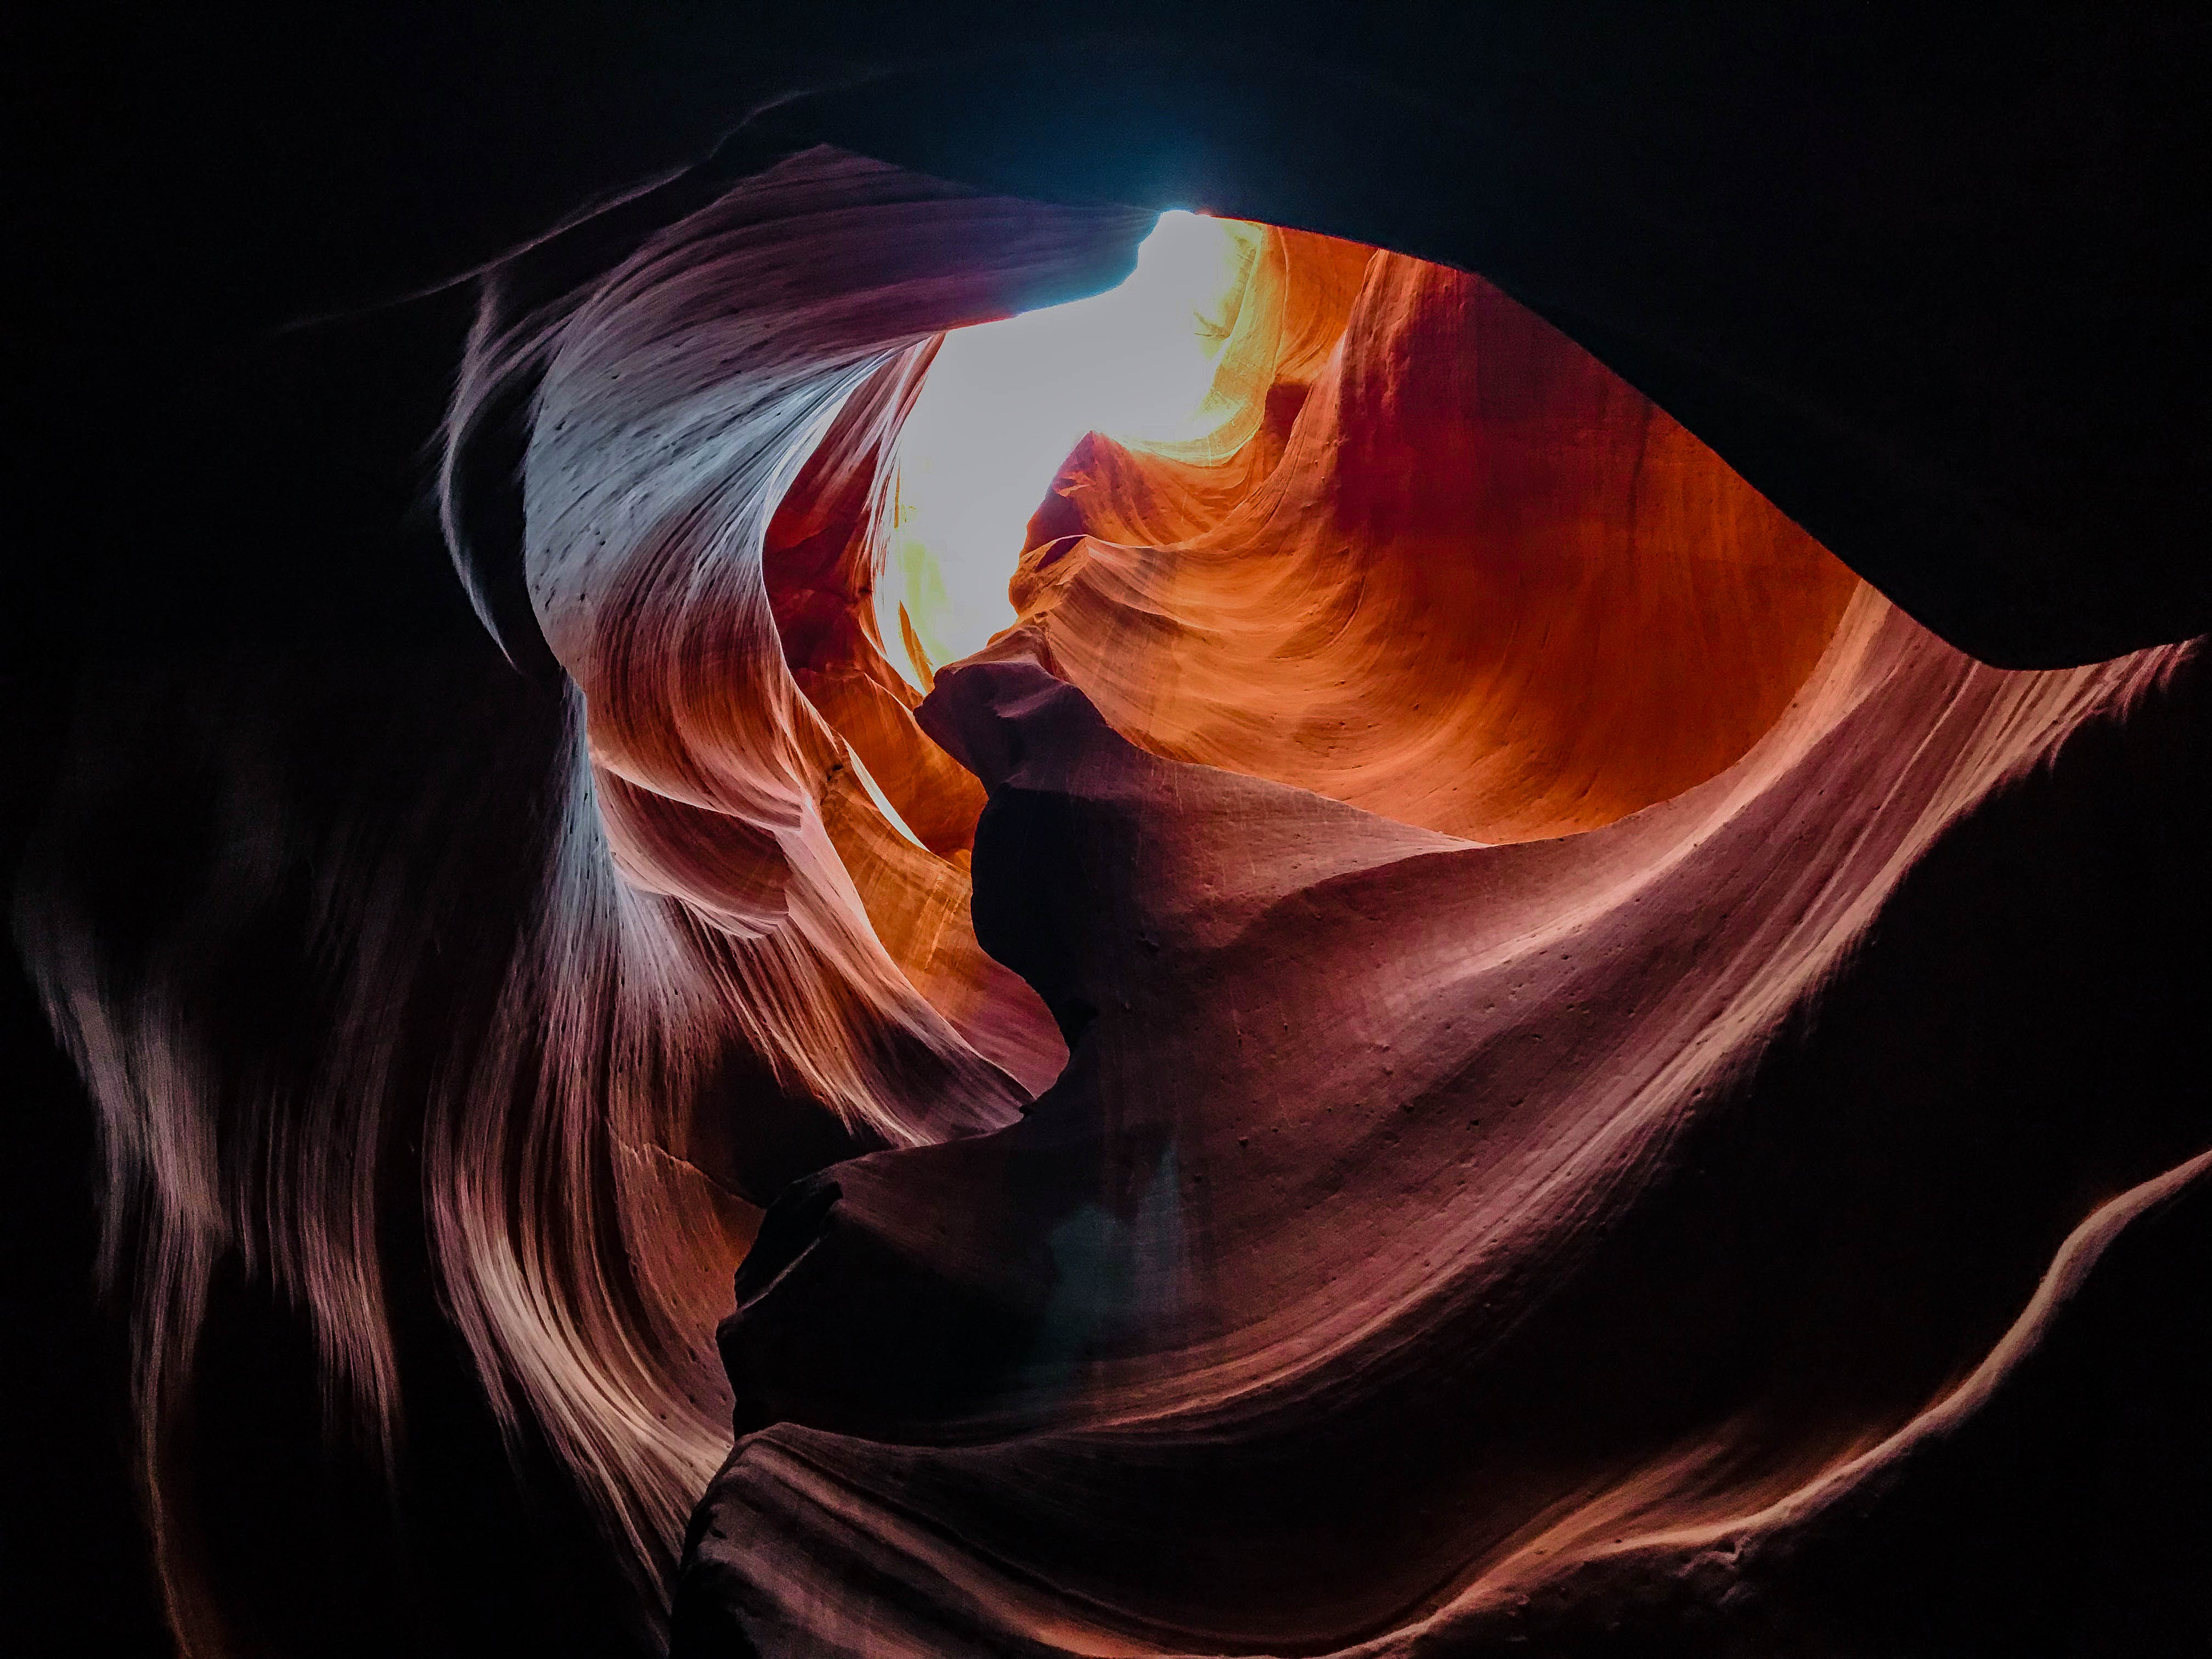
[23,129,2204,1659]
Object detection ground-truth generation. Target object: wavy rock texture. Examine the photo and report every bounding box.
[682,619,2202,1655]
[1011,247,1859,844]
[22,148,1149,1653]
[20,139,2208,1657]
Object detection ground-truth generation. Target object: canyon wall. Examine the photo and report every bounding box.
[17,141,2207,1657]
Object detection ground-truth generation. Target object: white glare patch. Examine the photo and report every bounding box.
[876,211,1258,688]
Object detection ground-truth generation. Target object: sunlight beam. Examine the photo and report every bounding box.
[874,211,1260,686]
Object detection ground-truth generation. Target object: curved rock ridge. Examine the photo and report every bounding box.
[493,139,1881,1641]
[1011,251,1860,845]
[22,146,1154,1651]
[679,609,2203,1656]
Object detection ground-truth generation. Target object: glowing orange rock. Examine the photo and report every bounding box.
[1012,249,1860,844]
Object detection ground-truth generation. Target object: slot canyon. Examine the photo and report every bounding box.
[9,10,2209,1658]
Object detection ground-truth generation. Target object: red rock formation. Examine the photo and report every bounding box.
[1010,249,1858,845]
[21,139,2206,1657]
[685,616,2198,1654]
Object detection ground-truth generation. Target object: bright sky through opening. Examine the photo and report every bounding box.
[875,210,1258,687]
